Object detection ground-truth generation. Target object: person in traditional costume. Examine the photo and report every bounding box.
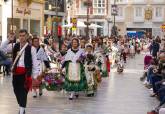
[130,43,135,58]
[84,43,97,97]
[1,29,38,114]
[62,38,87,100]
[80,38,86,52]
[32,37,50,98]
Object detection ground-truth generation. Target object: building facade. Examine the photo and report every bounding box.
[67,0,110,37]
[110,0,165,37]
[44,0,66,36]
[0,0,44,41]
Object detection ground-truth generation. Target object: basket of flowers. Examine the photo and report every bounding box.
[42,68,64,91]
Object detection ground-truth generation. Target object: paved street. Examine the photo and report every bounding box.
[0,54,159,114]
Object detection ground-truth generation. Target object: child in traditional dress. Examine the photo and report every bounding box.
[84,44,96,97]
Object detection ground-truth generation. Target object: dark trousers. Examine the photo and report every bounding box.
[12,75,28,108]
[158,85,165,102]
[151,75,162,93]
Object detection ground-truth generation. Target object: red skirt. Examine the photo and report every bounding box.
[32,78,41,89]
[106,57,110,73]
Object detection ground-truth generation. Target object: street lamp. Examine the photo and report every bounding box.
[111,0,118,37]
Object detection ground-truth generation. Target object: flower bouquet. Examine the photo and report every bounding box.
[42,68,64,91]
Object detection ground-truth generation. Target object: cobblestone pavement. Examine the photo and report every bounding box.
[0,54,159,114]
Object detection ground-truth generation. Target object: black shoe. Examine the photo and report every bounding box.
[39,92,43,96]
[75,94,79,98]
[69,97,73,100]
[33,95,37,98]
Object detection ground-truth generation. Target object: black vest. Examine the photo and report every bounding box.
[13,43,32,76]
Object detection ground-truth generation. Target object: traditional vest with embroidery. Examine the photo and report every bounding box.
[13,43,32,76]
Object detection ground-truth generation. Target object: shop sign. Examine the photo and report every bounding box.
[16,8,31,15]
[71,18,77,30]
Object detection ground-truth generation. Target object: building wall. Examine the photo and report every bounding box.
[109,0,165,37]
[68,0,110,36]
[1,0,44,41]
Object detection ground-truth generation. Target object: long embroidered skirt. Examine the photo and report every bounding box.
[64,62,87,92]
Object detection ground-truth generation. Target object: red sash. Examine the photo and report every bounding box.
[14,67,26,75]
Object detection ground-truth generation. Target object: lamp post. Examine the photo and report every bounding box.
[111,0,118,37]
[113,0,116,28]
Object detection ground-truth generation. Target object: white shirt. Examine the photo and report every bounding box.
[32,47,48,79]
[0,40,38,76]
[17,46,37,68]
[65,48,84,63]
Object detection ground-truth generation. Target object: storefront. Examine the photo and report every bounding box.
[1,0,44,41]
[44,0,65,37]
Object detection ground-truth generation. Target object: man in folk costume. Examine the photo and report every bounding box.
[62,38,87,100]
[1,29,37,114]
[32,37,50,98]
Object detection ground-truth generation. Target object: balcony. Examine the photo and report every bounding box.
[111,0,128,4]
[152,17,164,22]
[132,0,147,4]
[151,0,165,4]
[133,17,144,22]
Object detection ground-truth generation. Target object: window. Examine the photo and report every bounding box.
[135,7,142,17]
[117,7,123,16]
[93,0,106,15]
[116,0,123,3]
[30,20,40,36]
[155,7,162,17]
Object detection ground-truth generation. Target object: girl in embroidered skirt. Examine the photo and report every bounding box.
[84,43,97,97]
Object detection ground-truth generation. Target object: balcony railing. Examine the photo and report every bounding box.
[151,0,165,4]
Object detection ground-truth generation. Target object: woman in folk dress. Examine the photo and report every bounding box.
[63,38,87,100]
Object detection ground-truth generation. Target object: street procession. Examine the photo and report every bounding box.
[0,0,165,114]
